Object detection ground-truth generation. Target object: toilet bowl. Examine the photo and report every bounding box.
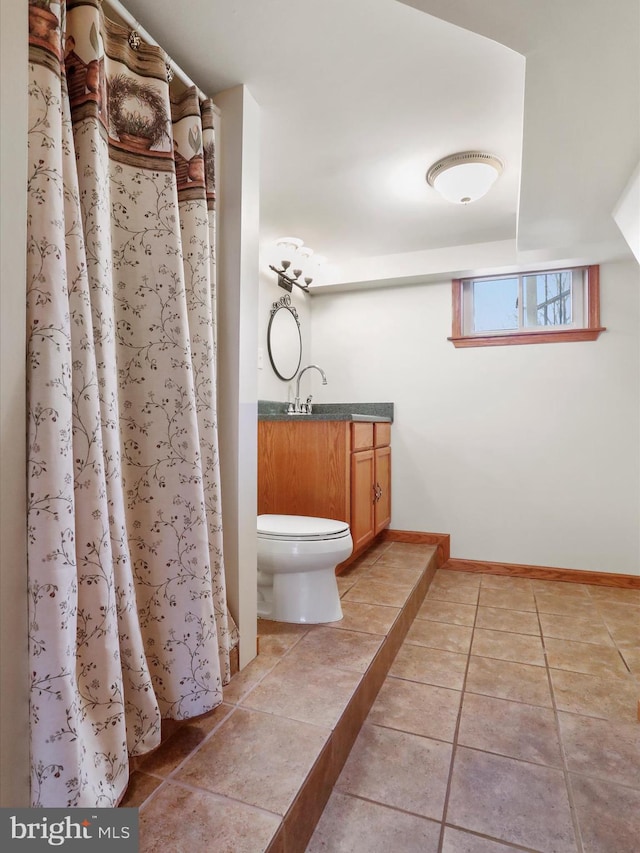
[257,514,353,624]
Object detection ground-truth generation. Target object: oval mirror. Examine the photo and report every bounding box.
[267,295,302,381]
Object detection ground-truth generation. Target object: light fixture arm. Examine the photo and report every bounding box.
[269,264,311,293]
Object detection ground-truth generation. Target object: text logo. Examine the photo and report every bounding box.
[1,809,138,851]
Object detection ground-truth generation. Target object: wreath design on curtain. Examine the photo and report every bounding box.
[109,74,169,150]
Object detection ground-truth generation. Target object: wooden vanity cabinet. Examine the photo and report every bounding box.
[257,419,391,563]
[258,420,351,521]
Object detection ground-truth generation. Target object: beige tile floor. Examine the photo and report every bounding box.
[123,540,640,853]
[308,567,640,853]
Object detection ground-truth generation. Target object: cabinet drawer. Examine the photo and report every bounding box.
[351,422,374,451]
[374,422,391,447]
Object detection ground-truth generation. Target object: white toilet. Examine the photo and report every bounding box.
[257,514,353,624]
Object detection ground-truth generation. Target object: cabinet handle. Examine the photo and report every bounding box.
[373,483,382,502]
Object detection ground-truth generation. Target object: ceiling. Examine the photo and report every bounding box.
[123,0,639,285]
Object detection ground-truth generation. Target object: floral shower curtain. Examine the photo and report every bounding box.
[26,0,238,807]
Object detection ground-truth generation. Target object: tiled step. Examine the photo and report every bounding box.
[264,545,438,852]
[126,541,439,852]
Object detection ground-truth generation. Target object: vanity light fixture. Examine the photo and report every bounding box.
[270,237,324,292]
[426,151,504,205]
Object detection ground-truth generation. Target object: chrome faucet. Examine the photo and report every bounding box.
[288,364,327,414]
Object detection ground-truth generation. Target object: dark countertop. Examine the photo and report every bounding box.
[258,401,394,423]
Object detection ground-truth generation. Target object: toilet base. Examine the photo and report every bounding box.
[258,567,343,624]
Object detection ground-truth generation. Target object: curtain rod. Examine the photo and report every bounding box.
[99,0,216,108]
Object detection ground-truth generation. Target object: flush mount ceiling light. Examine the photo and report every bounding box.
[426,151,504,205]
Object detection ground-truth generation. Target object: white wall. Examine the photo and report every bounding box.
[310,259,640,575]
[0,0,30,806]
[214,85,260,668]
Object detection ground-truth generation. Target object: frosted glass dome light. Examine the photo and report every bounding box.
[426,152,504,204]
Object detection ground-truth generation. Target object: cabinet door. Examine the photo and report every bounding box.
[350,449,375,552]
[374,445,391,535]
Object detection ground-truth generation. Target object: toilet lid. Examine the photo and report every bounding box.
[257,514,350,541]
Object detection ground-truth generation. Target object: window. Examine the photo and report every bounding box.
[449,264,604,347]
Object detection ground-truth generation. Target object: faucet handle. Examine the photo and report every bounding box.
[306,395,313,414]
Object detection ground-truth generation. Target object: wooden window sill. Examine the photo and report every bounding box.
[448,327,606,348]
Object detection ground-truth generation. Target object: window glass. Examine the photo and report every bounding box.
[472,277,518,332]
[523,271,572,328]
